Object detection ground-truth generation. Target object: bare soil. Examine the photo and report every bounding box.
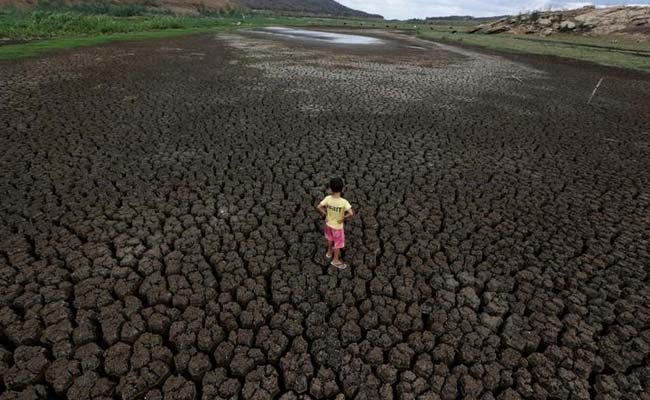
[1,30,649,399]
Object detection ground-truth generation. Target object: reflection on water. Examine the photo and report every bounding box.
[260,27,384,45]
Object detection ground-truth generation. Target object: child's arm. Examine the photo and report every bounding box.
[316,202,327,217]
[340,208,354,223]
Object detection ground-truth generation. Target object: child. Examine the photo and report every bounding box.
[316,177,354,269]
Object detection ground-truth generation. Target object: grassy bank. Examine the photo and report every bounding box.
[0,11,239,59]
[415,24,650,72]
[1,11,237,38]
[0,26,236,59]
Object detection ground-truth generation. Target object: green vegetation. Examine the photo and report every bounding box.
[45,2,153,17]
[0,27,234,59]
[415,24,650,71]
[0,7,239,39]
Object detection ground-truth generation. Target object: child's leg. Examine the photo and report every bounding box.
[333,248,342,264]
[332,228,345,265]
[324,226,334,257]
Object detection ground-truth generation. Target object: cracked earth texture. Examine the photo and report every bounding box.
[1,29,650,400]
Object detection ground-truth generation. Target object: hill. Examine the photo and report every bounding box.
[470,6,650,38]
[236,0,381,18]
[0,0,382,18]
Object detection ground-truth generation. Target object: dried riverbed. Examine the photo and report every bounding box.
[1,28,649,399]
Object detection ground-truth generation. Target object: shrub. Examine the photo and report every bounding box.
[58,3,149,17]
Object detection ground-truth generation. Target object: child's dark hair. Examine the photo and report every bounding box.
[330,177,344,193]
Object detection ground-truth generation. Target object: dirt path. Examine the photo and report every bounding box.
[1,30,649,399]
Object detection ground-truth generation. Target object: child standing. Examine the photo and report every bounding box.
[316,177,354,269]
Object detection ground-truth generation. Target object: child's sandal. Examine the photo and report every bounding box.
[331,261,348,270]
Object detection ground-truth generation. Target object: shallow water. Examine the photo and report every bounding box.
[260,27,384,45]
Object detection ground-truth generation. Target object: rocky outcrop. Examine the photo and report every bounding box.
[470,6,650,37]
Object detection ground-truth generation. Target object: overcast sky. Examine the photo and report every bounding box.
[337,0,650,19]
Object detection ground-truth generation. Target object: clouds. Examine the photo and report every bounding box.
[337,0,650,19]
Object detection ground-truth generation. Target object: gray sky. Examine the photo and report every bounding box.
[337,0,650,19]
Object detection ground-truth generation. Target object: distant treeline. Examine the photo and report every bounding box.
[417,15,504,23]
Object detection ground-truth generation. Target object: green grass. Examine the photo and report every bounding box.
[0,26,235,59]
[415,25,650,72]
[0,10,238,39]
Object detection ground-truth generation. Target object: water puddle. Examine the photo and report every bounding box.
[259,27,384,45]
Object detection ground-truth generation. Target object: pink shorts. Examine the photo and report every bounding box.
[324,225,345,249]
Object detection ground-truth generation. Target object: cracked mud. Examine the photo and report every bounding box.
[1,29,649,399]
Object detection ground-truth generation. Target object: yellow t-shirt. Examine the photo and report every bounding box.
[319,195,352,230]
